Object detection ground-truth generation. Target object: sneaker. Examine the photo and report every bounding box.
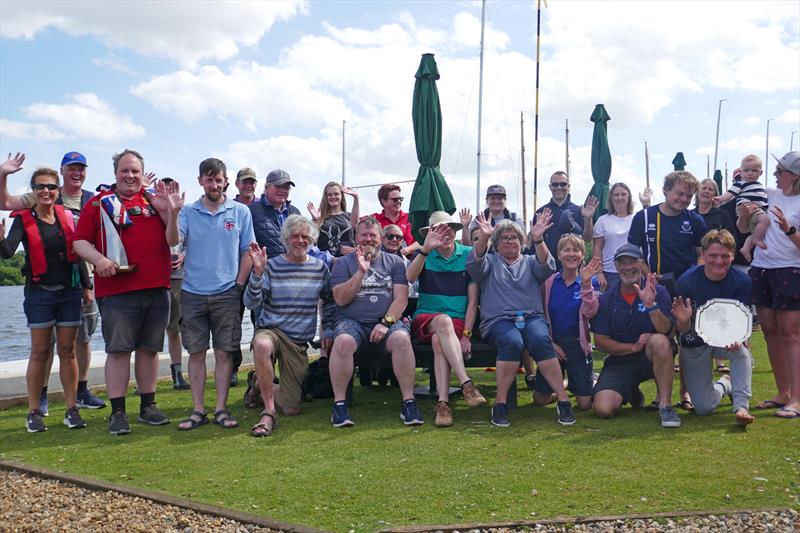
[659,406,682,428]
[525,373,536,391]
[434,401,454,427]
[400,399,424,426]
[462,380,487,408]
[39,392,49,417]
[331,401,354,428]
[715,375,733,402]
[556,400,577,426]
[26,409,47,433]
[138,404,170,426]
[108,411,131,435]
[63,407,87,429]
[491,403,510,427]
[631,387,645,409]
[77,389,107,409]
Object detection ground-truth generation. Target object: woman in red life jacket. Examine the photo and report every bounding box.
[0,167,90,433]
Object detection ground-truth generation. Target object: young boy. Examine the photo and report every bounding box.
[713,154,769,262]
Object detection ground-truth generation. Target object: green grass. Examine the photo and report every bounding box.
[1,332,798,532]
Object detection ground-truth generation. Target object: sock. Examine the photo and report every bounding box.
[172,363,183,373]
[77,380,88,394]
[139,392,155,413]
[110,397,126,414]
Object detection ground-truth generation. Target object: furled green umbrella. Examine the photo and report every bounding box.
[713,169,724,195]
[588,104,612,222]
[409,53,456,243]
[672,152,687,171]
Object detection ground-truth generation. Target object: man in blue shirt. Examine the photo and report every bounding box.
[673,229,754,425]
[591,244,681,428]
[166,158,255,431]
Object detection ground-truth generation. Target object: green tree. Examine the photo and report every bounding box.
[0,251,25,285]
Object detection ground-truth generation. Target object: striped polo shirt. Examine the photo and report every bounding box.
[413,242,473,320]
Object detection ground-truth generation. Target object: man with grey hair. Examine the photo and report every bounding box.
[250,169,301,257]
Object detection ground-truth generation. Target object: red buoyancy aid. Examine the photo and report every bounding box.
[10,205,78,281]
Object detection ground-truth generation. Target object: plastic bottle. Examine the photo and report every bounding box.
[514,312,525,330]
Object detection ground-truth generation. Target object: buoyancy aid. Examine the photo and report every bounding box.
[10,205,78,281]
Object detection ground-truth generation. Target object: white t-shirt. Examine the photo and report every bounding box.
[751,188,800,269]
[592,213,634,272]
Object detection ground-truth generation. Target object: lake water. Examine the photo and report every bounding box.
[0,285,255,363]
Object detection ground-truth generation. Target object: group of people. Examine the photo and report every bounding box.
[1,146,798,437]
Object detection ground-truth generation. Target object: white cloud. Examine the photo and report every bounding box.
[777,107,800,124]
[0,0,308,68]
[696,135,784,156]
[0,119,65,141]
[744,116,761,125]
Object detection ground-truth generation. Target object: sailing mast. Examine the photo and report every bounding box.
[644,141,650,188]
[565,119,570,177]
[475,0,486,213]
[520,111,527,231]
[341,120,346,186]
[532,0,544,212]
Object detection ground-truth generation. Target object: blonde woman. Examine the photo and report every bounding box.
[307,182,359,257]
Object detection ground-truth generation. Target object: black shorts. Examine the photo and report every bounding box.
[749,266,800,311]
[593,351,656,405]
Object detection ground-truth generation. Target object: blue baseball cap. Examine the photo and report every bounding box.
[61,151,88,167]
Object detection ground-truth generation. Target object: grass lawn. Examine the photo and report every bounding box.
[1,332,798,532]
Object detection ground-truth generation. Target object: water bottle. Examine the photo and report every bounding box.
[514,312,525,330]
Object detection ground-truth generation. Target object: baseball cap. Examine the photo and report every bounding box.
[486,184,506,197]
[772,151,800,175]
[61,151,87,167]
[614,243,643,261]
[266,169,295,187]
[236,167,257,181]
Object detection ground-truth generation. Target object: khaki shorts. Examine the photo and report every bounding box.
[167,279,182,334]
[252,328,309,412]
[180,285,243,353]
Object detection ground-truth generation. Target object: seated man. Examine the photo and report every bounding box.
[467,211,577,427]
[407,211,486,428]
[591,244,681,428]
[328,216,421,427]
[243,215,334,436]
[672,229,754,425]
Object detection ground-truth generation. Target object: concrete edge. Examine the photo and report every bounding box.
[376,507,795,532]
[0,459,328,533]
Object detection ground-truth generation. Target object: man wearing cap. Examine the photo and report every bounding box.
[234,168,258,206]
[0,151,106,412]
[590,243,681,428]
[460,184,519,245]
[250,169,301,258]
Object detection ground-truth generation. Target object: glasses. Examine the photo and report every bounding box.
[550,182,569,188]
[500,235,520,243]
[387,196,404,203]
[384,234,403,241]
[33,183,59,191]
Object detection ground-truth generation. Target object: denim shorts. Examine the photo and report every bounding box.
[23,285,82,329]
[97,288,169,353]
[533,336,594,396]
[332,317,411,353]
[483,315,556,363]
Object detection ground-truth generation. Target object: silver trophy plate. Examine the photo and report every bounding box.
[694,298,752,348]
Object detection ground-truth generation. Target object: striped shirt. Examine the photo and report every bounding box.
[727,180,768,209]
[413,243,473,320]
[244,255,333,343]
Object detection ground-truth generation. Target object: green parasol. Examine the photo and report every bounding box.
[588,104,612,222]
[713,169,724,195]
[672,152,687,171]
[408,53,456,243]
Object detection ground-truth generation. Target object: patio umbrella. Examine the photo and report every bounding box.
[713,169,724,195]
[672,152,687,171]
[588,104,612,222]
[409,53,456,243]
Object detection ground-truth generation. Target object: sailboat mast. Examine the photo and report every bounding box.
[565,119,570,177]
[475,0,486,213]
[521,111,527,231]
[644,140,650,188]
[341,120,346,186]
[532,0,543,212]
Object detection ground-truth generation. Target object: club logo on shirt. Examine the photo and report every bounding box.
[680,221,692,233]
[224,218,236,231]
[647,222,656,231]
[638,303,648,312]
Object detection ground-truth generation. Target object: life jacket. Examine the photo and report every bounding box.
[10,205,78,282]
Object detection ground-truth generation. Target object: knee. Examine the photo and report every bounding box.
[647,334,672,358]
[430,314,454,335]
[388,331,412,351]
[576,397,593,411]
[252,337,274,359]
[57,345,76,360]
[593,403,616,419]
[332,335,356,357]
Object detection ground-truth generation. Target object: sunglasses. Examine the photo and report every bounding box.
[33,183,59,191]
[384,234,404,241]
[387,196,404,203]
[550,182,569,188]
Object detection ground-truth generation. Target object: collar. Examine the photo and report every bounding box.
[190,195,236,214]
[260,194,290,213]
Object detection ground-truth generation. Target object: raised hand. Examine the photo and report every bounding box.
[770,206,790,232]
[711,195,724,207]
[633,272,658,308]
[459,207,472,227]
[639,187,652,208]
[144,172,156,186]
[0,153,25,176]
[582,195,599,219]
[423,223,447,252]
[307,201,321,221]
[475,212,493,240]
[581,255,602,284]
[163,180,184,213]
[671,296,692,324]
[530,207,553,242]
[356,247,371,273]
[248,242,268,276]
[341,186,358,198]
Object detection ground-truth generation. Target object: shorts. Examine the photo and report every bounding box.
[411,313,465,343]
[483,315,556,363]
[180,285,243,353]
[593,351,656,405]
[77,297,99,344]
[749,266,800,311]
[533,336,594,397]
[23,285,82,329]
[332,317,411,353]
[251,328,309,412]
[167,279,182,334]
[97,288,169,353]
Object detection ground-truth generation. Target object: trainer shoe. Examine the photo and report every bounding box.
[26,409,47,433]
[400,399,424,426]
[659,405,682,428]
[491,403,510,427]
[434,401,454,427]
[77,389,106,409]
[108,411,131,435]
[39,391,49,417]
[556,400,577,426]
[138,404,170,426]
[462,380,487,408]
[525,373,536,391]
[63,407,87,429]
[331,401,354,428]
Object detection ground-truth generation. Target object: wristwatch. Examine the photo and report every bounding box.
[462,329,473,338]
[785,226,797,236]
[381,313,396,327]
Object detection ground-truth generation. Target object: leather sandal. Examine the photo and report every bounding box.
[213,409,239,429]
[250,411,277,437]
[178,411,208,431]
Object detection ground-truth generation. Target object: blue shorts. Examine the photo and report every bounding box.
[332,317,411,353]
[23,285,82,329]
[483,315,556,363]
[533,336,594,396]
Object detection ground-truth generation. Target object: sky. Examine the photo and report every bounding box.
[1,0,799,224]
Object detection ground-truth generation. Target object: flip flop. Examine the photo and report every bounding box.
[250,411,277,437]
[735,410,755,426]
[178,411,208,431]
[774,406,800,419]
[755,399,786,410]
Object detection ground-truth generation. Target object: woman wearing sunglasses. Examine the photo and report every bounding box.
[0,167,90,433]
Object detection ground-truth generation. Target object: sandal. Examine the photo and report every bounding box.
[774,406,800,419]
[250,411,277,437]
[674,399,695,411]
[715,363,731,374]
[755,399,785,410]
[178,411,208,431]
[213,409,239,429]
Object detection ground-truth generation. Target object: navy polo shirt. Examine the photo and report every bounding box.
[628,205,706,278]
[591,278,674,344]
[548,273,599,338]
[531,196,583,270]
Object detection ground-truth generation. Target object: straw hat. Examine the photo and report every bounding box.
[420,211,463,237]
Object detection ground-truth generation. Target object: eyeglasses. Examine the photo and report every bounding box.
[384,234,403,241]
[500,235,520,243]
[33,183,59,191]
[387,196,404,203]
[550,182,569,188]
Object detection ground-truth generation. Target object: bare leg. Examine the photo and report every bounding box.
[330,335,356,402]
[387,331,416,400]
[535,358,569,401]
[105,351,132,398]
[76,341,91,382]
[647,334,675,407]
[55,326,79,408]
[252,336,276,414]
[758,307,791,405]
[168,330,183,365]
[495,361,518,404]
[187,351,207,413]
[776,310,800,411]
[593,389,623,418]
[133,348,159,394]
[431,334,452,402]
[213,349,232,413]
[27,328,52,411]
[751,212,770,249]
[426,315,470,385]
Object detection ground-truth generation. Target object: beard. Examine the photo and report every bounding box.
[358,243,380,258]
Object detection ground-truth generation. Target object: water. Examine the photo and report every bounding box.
[0,285,255,363]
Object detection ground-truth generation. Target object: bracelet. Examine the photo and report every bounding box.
[419,250,429,256]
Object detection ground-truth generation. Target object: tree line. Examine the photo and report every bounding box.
[0,251,25,285]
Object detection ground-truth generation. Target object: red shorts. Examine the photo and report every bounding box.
[411,313,465,344]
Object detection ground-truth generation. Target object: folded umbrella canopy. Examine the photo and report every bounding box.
[409,53,456,243]
[588,104,612,222]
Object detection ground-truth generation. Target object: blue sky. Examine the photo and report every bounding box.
[1,0,798,221]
